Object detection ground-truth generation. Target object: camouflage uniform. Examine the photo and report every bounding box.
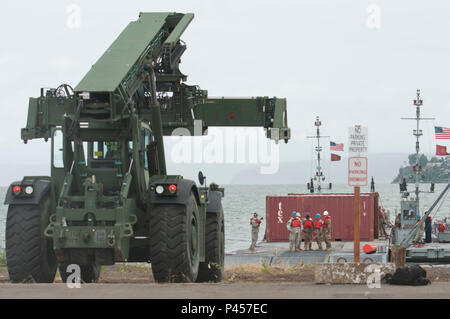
[286,217,302,251]
[322,217,332,250]
[303,218,313,250]
[314,219,324,250]
[378,210,388,237]
[394,214,401,229]
[249,217,261,251]
[295,218,303,251]
[413,219,425,244]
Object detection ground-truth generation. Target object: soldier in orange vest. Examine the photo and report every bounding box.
[314,213,324,250]
[303,213,314,250]
[438,221,446,233]
[295,212,304,251]
[249,213,263,252]
[322,211,332,251]
[287,211,302,252]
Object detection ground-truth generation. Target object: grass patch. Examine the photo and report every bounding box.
[262,263,272,274]
[223,263,315,282]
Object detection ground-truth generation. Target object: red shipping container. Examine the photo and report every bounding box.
[265,193,379,242]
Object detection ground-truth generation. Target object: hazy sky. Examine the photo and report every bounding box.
[1,0,449,170]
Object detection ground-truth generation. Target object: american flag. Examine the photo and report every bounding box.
[435,126,450,139]
[330,141,344,151]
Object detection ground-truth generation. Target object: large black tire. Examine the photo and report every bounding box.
[5,195,57,283]
[197,209,225,282]
[59,263,100,283]
[149,193,200,282]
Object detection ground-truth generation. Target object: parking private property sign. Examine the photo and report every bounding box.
[348,125,368,186]
[348,125,368,156]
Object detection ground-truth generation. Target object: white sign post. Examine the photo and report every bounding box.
[348,125,368,263]
[348,125,368,186]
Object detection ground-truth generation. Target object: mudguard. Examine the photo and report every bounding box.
[150,178,200,206]
[4,178,51,205]
[205,190,223,214]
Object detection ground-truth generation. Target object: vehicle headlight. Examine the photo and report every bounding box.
[155,185,165,195]
[24,186,34,195]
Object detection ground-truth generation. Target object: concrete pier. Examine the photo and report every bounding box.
[225,240,390,266]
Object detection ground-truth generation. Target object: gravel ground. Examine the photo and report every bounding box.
[0,264,449,299]
[0,263,449,284]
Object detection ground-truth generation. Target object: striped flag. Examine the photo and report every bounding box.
[330,141,344,151]
[331,153,341,161]
[435,126,450,139]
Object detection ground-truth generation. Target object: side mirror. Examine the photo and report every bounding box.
[198,171,206,186]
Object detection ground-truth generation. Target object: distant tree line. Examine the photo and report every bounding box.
[392,154,450,183]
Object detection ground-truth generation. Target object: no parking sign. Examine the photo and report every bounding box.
[348,157,368,186]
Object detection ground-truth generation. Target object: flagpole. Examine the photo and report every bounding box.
[307,116,329,192]
[401,89,435,214]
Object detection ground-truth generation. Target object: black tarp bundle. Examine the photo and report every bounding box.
[383,265,430,286]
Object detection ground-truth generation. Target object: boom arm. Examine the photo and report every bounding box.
[21,12,290,146]
[200,96,289,142]
[164,96,290,143]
